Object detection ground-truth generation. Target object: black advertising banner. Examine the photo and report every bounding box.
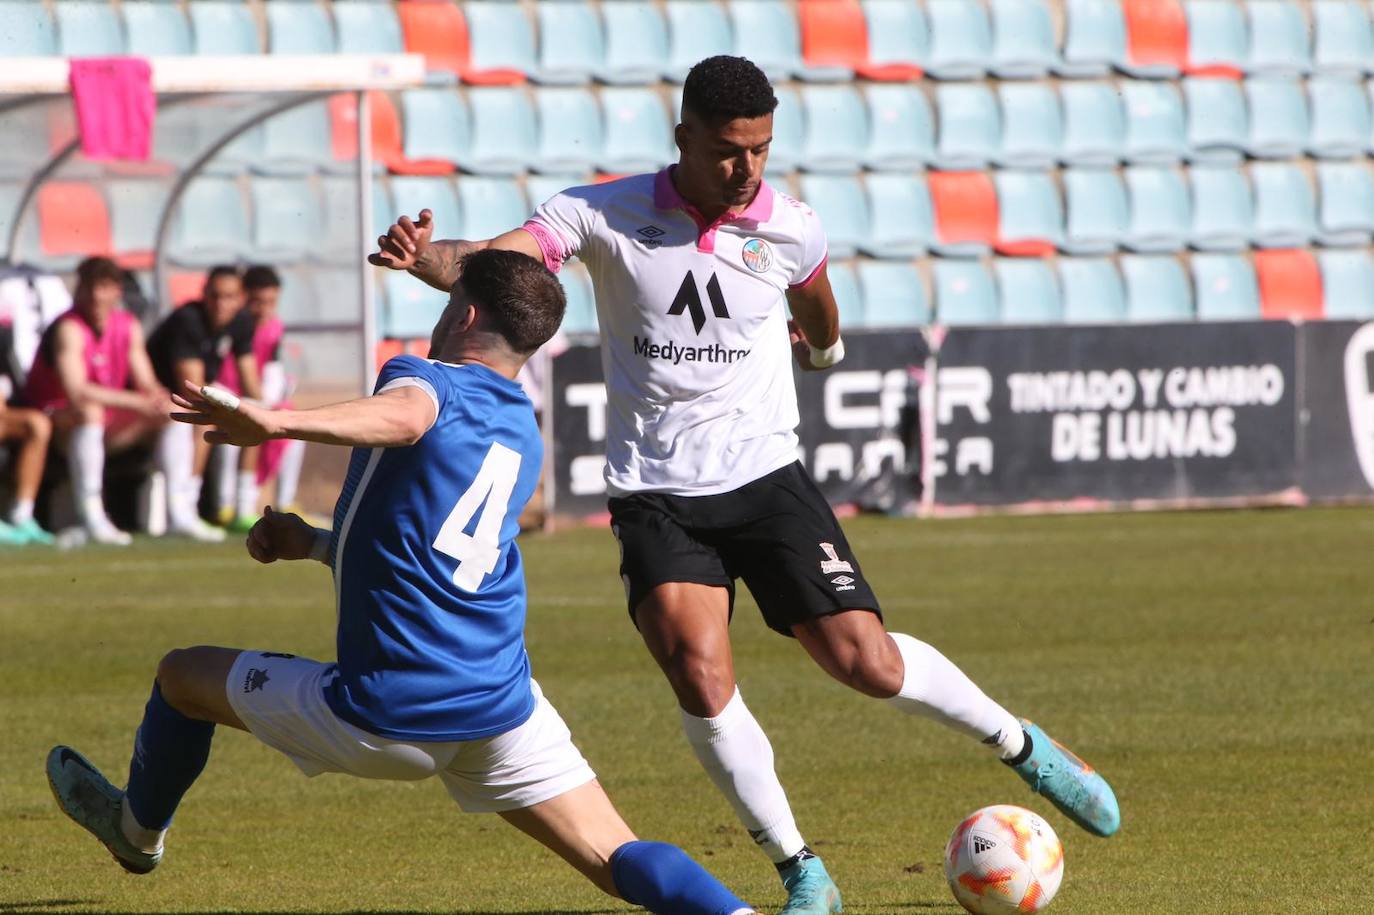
[548,341,610,518]
[1299,320,1374,500]
[933,322,1300,507]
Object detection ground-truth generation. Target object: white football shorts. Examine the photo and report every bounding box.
[225,651,597,813]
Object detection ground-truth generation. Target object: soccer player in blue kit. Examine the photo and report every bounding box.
[45,250,760,915]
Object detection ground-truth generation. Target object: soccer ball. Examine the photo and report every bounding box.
[943,804,1064,914]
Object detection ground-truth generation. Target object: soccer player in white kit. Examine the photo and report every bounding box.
[373,56,1121,915]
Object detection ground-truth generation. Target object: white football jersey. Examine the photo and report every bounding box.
[525,168,828,497]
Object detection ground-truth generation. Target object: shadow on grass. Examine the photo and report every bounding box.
[0,908,624,915]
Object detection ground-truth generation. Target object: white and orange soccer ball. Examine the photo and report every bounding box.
[943,804,1064,914]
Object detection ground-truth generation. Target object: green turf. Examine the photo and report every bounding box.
[3,507,1372,914]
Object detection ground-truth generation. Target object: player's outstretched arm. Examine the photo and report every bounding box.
[171,380,436,449]
[368,208,544,292]
[785,264,845,372]
[246,505,328,565]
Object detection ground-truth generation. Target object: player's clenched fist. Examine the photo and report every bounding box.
[246,505,317,563]
[368,208,434,270]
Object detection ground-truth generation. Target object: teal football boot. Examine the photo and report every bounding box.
[1007,719,1121,837]
[12,518,54,545]
[778,855,842,914]
[46,746,162,874]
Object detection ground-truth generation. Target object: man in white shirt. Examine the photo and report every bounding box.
[372,55,1120,915]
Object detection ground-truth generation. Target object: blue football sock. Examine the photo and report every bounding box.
[610,841,750,915]
[124,681,216,831]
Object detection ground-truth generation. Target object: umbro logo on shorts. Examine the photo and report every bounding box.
[830,575,856,592]
[242,668,271,693]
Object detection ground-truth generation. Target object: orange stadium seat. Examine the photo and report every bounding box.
[1255,248,1325,319]
[928,171,998,255]
[396,0,470,78]
[798,0,870,75]
[1122,0,1188,76]
[330,92,405,172]
[37,181,111,259]
[167,271,207,307]
[375,338,405,369]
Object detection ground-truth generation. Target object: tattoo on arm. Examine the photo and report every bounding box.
[410,240,473,293]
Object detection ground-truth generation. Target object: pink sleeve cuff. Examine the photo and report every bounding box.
[522,219,572,274]
[790,253,829,290]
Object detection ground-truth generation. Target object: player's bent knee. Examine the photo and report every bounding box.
[665,658,735,717]
[156,646,236,718]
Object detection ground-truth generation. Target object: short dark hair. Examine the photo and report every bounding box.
[456,249,565,355]
[242,265,281,291]
[75,256,122,289]
[681,56,777,124]
[205,264,241,287]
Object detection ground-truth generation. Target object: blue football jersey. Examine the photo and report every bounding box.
[323,355,544,741]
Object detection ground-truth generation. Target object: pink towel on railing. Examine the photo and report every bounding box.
[68,57,155,161]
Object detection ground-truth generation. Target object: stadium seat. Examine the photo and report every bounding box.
[928,171,998,256]
[535,88,602,175]
[769,87,805,172]
[598,88,672,174]
[665,1,733,83]
[1316,161,1374,246]
[466,88,538,175]
[934,259,998,325]
[1250,162,1316,248]
[996,258,1062,324]
[265,0,336,54]
[826,260,865,326]
[0,181,23,262]
[1244,77,1309,158]
[167,271,208,308]
[329,91,405,174]
[536,0,602,85]
[925,0,993,80]
[990,0,1059,78]
[1121,254,1193,321]
[858,260,930,326]
[458,176,529,241]
[1182,77,1248,162]
[996,83,1062,170]
[250,177,322,265]
[1311,1,1374,77]
[863,85,934,171]
[36,181,111,267]
[559,261,598,333]
[1125,166,1190,252]
[1191,253,1261,319]
[935,84,1000,170]
[334,1,406,54]
[795,0,867,81]
[320,175,394,266]
[189,1,260,55]
[396,0,470,79]
[1188,165,1253,252]
[465,1,536,84]
[169,177,252,267]
[0,106,53,180]
[106,178,169,270]
[1057,0,1126,76]
[393,89,467,176]
[203,120,266,178]
[799,175,868,258]
[255,102,333,176]
[122,2,191,57]
[994,171,1063,256]
[859,0,927,81]
[384,270,450,339]
[1062,168,1128,254]
[1060,82,1127,165]
[1307,77,1371,158]
[1254,248,1324,318]
[1184,0,1245,77]
[800,86,868,173]
[1317,249,1374,317]
[1058,256,1128,322]
[390,176,462,246]
[1121,80,1187,163]
[1245,0,1311,75]
[275,267,321,327]
[861,173,933,258]
[1120,0,1188,77]
[731,0,805,82]
[598,3,669,85]
[0,1,56,56]
[526,173,587,209]
[55,1,125,56]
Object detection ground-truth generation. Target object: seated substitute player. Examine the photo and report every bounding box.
[24,257,171,545]
[371,55,1121,915]
[45,249,761,915]
[146,266,263,542]
[0,323,53,545]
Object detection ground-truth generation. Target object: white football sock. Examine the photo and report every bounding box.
[10,498,34,525]
[119,797,165,853]
[158,423,199,529]
[886,633,1025,760]
[214,445,240,514]
[274,439,304,507]
[235,471,259,519]
[69,423,111,528]
[680,688,806,864]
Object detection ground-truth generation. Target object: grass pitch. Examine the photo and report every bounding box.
[2,507,1372,914]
